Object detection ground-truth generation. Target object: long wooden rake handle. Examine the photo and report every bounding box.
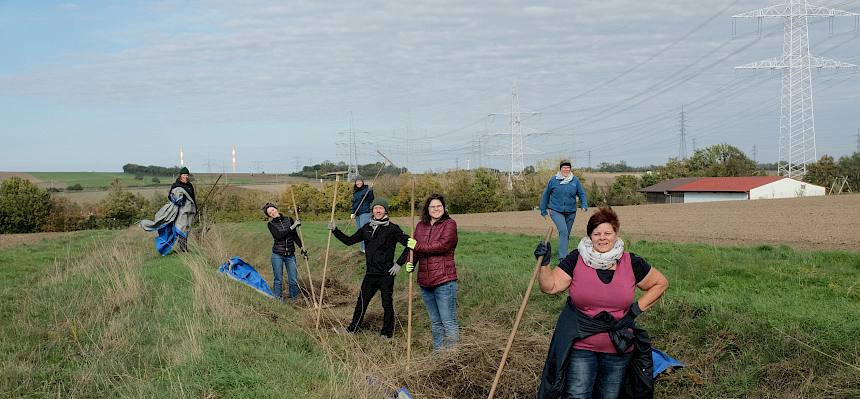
[315,175,340,330]
[487,226,554,399]
[290,188,318,309]
[406,178,415,366]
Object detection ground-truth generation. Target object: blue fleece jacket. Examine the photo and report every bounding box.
[352,186,374,215]
[539,176,588,216]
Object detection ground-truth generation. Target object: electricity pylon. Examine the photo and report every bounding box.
[734,0,858,178]
[489,83,547,188]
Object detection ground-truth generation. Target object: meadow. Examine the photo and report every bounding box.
[1,223,858,398]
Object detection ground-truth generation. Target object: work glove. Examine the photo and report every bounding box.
[350,213,355,220]
[407,238,417,250]
[290,219,302,230]
[300,248,309,258]
[613,302,643,331]
[540,209,548,217]
[327,221,336,231]
[405,262,415,273]
[534,241,552,266]
[388,263,401,276]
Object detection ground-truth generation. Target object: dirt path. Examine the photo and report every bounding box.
[436,195,860,252]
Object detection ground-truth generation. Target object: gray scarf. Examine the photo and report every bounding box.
[577,236,625,270]
[369,215,390,235]
[555,171,574,185]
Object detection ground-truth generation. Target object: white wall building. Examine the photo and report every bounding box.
[641,176,826,204]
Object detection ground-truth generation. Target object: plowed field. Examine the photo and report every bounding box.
[445,194,860,252]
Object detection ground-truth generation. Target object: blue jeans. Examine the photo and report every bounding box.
[355,212,371,252]
[420,280,459,350]
[565,349,632,399]
[271,253,299,300]
[549,210,577,260]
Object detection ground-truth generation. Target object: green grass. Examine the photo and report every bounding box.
[2,223,858,398]
[30,172,167,188]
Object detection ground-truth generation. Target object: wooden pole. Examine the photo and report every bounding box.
[290,187,318,309]
[487,226,554,399]
[406,177,415,365]
[315,175,340,330]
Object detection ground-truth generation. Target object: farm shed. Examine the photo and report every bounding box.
[640,176,825,204]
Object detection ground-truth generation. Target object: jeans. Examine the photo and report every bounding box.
[271,253,299,300]
[549,210,577,260]
[420,281,459,350]
[348,274,395,338]
[355,212,371,252]
[565,349,632,399]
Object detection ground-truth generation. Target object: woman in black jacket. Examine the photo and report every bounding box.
[263,203,306,302]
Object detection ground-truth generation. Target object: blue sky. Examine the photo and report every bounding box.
[1,0,858,173]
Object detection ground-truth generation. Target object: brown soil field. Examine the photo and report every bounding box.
[581,172,642,187]
[0,172,40,182]
[444,194,860,252]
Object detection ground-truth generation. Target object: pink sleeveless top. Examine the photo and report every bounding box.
[569,252,635,353]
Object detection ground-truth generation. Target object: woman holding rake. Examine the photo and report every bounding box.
[398,193,460,351]
[533,207,668,398]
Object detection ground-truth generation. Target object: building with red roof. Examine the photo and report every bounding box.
[640,176,825,204]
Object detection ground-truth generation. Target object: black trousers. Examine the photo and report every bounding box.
[347,274,395,338]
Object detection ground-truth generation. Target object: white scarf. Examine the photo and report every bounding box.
[555,171,574,185]
[577,236,625,270]
[369,215,390,235]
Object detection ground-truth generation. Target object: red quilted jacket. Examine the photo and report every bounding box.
[412,216,458,288]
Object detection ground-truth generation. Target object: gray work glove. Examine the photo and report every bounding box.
[388,263,401,276]
[290,219,302,230]
[327,221,336,231]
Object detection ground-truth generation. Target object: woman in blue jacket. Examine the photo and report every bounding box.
[540,160,588,261]
[350,176,374,253]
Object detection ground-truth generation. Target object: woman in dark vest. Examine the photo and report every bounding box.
[400,193,460,350]
[350,176,374,253]
[263,203,306,302]
[533,207,668,398]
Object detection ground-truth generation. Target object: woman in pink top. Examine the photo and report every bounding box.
[533,207,668,399]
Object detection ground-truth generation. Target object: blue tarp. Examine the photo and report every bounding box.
[652,347,683,378]
[218,256,274,298]
[155,223,186,256]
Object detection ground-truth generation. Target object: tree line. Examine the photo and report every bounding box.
[122,163,184,177]
[289,161,404,179]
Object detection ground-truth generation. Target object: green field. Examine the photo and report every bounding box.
[29,172,168,189]
[1,224,858,398]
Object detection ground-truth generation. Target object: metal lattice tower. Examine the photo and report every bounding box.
[734,1,858,178]
[336,113,366,182]
[679,105,688,160]
[489,83,546,188]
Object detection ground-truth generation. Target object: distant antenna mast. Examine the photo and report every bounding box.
[231,145,237,174]
[679,104,688,160]
[179,145,185,167]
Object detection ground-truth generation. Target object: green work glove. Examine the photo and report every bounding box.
[407,238,417,250]
[405,262,415,273]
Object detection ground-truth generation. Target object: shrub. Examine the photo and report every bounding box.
[151,177,160,184]
[67,184,84,191]
[0,177,52,233]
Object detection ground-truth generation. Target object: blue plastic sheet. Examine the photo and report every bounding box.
[218,256,274,298]
[652,347,683,378]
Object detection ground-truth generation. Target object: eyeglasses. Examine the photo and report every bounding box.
[428,205,444,209]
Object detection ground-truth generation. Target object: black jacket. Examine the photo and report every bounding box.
[268,216,302,256]
[538,298,653,399]
[169,179,196,203]
[333,220,409,276]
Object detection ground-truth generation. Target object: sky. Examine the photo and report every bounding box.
[1,0,858,173]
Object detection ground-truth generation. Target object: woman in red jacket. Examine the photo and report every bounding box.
[401,193,460,350]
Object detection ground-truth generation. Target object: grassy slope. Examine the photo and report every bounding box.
[2,223,858,398]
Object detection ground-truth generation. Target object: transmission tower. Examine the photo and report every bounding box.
[679,105,688,160]
[733,1,858,178]
[336,114,368,181]
[489,83,547,188]
[856,128,859,153]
